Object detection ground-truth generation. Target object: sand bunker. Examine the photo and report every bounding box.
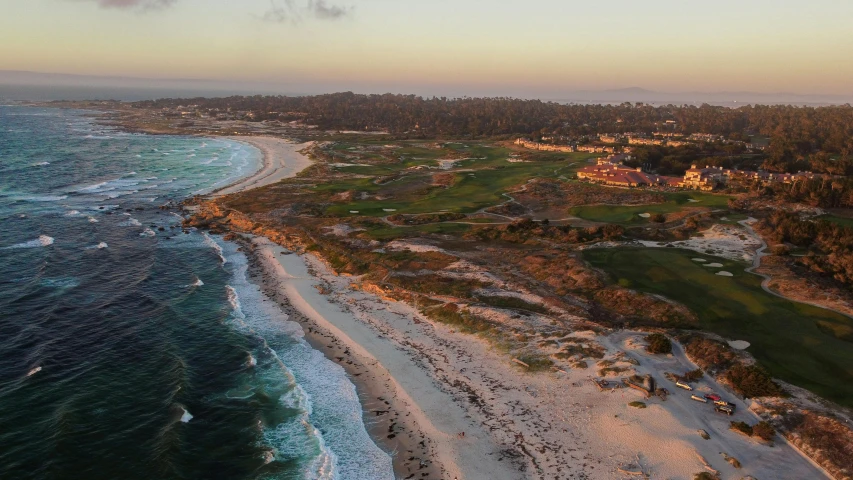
[716,271,734,277]
[703,263,724,268]
[728,340,751,350]
[692,258,707,263]
[638,213,651,218]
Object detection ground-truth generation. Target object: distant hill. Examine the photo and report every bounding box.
[1,70,851,106]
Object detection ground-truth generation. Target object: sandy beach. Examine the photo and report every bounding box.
[210,135,832,480]
[213,136,313,196]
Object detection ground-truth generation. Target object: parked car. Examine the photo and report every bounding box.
[704,393,721,401]
[676,381,693,391]
[715,404,735,415]
[690,395,708,403]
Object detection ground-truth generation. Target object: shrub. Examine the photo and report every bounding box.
[651,213,666,223]
[725,364,785,398]
[516,354,554,372]
[628,401,647,409]
[646,333,672,354]
[752,421,775,441]
[730,421,753,436]
[693,473,719,480]
[682,368,704,382]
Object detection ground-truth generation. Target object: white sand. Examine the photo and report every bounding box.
[214,137,313,196]
[716,271,734,277]
[638,213,652,218]
[692,258,708,263]
[704,263,724,268]
[728,340,751,350]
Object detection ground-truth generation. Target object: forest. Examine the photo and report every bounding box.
[135,93,853,150]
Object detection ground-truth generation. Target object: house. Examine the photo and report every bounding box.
[682,165,732,190]
[577,163,679,188]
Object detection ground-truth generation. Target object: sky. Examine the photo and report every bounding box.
[1,0,852,98]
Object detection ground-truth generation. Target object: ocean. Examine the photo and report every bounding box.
[0,105,393,480]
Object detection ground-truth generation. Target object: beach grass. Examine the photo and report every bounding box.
[583,247,853,407]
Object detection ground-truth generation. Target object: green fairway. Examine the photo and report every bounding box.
[325,153,596,217]
[568,191,731,223]
[583,247,853,407]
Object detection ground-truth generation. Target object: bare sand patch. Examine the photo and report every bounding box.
[728,340,751,349]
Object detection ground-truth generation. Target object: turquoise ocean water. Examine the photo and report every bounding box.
[0,106,392,480]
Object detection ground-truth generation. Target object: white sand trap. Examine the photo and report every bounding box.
[716,271,733,277]
[349,210,360,214]
[703,263,724,268]
[728,340,751,349]
[687,199,700,202]
[638,213,651,218]
[692,258,707,263]
[382,209,397,212]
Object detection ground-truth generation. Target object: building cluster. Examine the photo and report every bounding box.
[513,138,617,154]
[576,155,821,191]
[576,156,683,188]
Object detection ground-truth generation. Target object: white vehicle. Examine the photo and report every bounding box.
[691,395,708,403]
[676,381,693,391]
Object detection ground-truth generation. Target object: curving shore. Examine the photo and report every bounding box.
[212,136,313,196]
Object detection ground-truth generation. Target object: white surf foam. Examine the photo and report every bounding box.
[217,239,394,480]
[119,218,142,227]
[5,235,55,249]
[203,233,227,265]
[180,408,193,423]
[18,195,67,202]
[27,366,42,377]
[140,228,156,237]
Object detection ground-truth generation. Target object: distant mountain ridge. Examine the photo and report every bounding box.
[2,70,851,106]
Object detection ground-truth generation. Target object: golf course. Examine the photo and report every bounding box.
[583,247,853,407]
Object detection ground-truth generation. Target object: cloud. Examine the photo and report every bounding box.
[309,0,351,20]
[77,0,178,9]
[261,0,352,24]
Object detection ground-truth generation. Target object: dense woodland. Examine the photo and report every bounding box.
[135,93,853,153]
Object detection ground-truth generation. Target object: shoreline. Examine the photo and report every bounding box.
[200,134,834,480]
[211,136,314,197]
[207,135,455,479]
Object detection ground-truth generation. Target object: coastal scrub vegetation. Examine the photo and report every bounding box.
[645,333,673,354]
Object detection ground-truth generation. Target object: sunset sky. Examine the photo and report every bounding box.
[1,0,852,97]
